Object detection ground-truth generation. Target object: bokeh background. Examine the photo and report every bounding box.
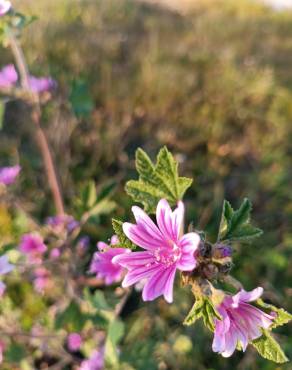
[0,0,291,369]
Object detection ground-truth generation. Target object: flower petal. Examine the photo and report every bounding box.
[113,251,155,269]
[121,263,161,287]
[142,265,176,303]
[232,287,263,307]
[123,222,162,250]
[156,199,184,242]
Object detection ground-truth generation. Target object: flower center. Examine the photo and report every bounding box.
[151,242,182,267]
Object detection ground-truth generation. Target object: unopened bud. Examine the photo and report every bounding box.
[213,244,232,259]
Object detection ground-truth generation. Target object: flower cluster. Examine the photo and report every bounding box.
[90,198,278,358]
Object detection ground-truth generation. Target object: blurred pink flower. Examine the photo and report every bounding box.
[113,199,200,303]
[0,254,14,296]
[79,349,104,370]
[0,64,56,93]
[28,76,56,93]
[67,333,82,352]
[212,287,274,357]
[0,165,20,185]
[19,233,47,263]
[0,340,4,364]
[46,214,79,234]
[0,0,11,16]
[90,235,131,285]
[0,64,17,88]
[33,267,51,293]
[49,248,61,260]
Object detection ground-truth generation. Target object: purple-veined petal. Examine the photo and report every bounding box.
[232,287,263,306]
[142,265,176,303]
[121,263,161,287]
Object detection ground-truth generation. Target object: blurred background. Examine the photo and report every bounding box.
[0,0,291,369]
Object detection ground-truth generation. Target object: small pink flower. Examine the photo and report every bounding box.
[0,165,20,185]
[0,0,11,16]
[79,348,104,370]
[33,267,51,293]
[49,248,61,260]
[67,333,82,352]
[46,214,79,234]
[28,76,56,93]
[113,199,200,303]
[0,340,4,364]
[19,233,47,263]
[212,287,274,357]
[0,65,17,88]
[90,236,131,285]
[0,254,14,296]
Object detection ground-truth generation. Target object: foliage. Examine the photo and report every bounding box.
[0,0,291,369]
[126,147,192,213]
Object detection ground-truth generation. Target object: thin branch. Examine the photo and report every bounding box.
[8,33,65,215]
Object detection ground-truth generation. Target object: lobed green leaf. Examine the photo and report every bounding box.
[218,198,262,242]
[126,147,193,213]
[252,329,289,363]
[183,296,221,332]
[112,218,137,250]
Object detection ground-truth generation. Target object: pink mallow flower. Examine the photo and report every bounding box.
[212,287,274,357]
[0,254,14,296]
[0,64,17,88]
[67,333,82,352]
[19,233,47,263]
[0,165,20,185]
[113,199,200,303]
[90,235,131,285]
[0,0,11,16]
[79,348,104,370]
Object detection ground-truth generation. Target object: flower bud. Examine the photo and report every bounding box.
[212,244,232,259]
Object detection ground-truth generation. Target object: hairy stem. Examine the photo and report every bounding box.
[9,33,65,215]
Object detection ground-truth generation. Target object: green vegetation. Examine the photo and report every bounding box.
[1,0,291,368]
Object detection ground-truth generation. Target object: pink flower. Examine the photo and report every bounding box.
[0,165,20,185]
[67,333,82,352]
[90,235,131,285]
[113,199,200,303]
[19,233,47,263]
[33,267,51,293]
[0,0,11,16]
[0,254,14,296]
[212,287,274,357]
[79,349,104,370]
[46,214,79,234]
[0,340,4,364]
[49,248,61,260]
[28,76,56,93]
[0,65,17,88]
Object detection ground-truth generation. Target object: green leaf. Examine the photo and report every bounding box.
[112,218,136,250]
[105,319,125,367]
[126,147,193,213]
[256,299,292,329]
[85,290,111,311]
[218,198,262,242]
[55,301,86,332]
[183,296,221,332]
[69,78,94,118]
[252,329,289,363]
[5,342,26,363]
